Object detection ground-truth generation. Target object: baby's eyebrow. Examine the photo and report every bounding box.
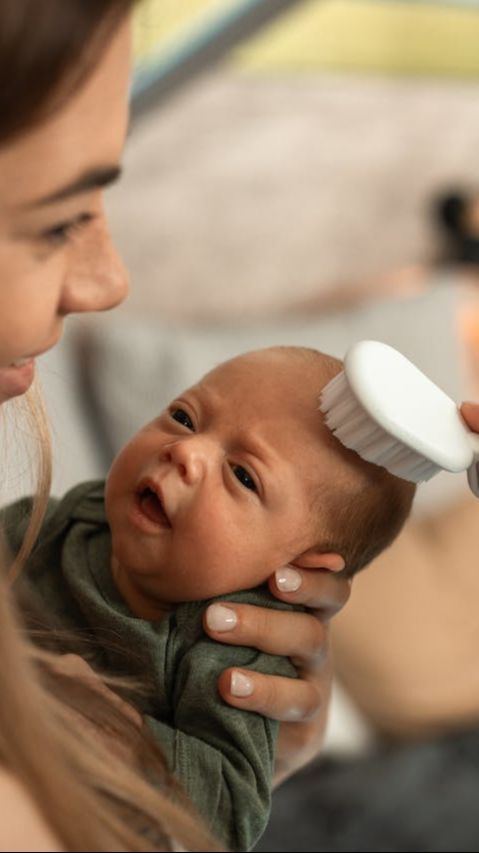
[238,433,273,466]
[188,384,274,465]
[191,382,217,414]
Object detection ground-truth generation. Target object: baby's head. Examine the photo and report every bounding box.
[105,346,415,619]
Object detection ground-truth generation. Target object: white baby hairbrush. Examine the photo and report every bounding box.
[319,340,479,495]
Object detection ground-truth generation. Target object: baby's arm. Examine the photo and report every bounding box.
[145,589,299,852]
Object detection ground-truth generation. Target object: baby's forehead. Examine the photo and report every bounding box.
[203,348,338,396]
[191,352,340,457]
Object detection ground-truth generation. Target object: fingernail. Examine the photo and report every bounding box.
[205,604,237,632]
[284,706,303,722]
[275,566,302,592]
[230,671,254,697]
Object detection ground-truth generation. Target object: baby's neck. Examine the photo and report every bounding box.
[110,557,175,622]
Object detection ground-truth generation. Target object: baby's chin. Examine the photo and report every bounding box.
[109,557,167,618]
[111,552,265,615]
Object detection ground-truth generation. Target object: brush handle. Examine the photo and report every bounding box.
[466,432,479,497]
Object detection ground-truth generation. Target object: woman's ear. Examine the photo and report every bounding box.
[291,549,345,573]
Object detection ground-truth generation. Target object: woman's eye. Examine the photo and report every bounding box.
[171,408,194,431]
[232,465,257,493]
[41,213,94,247]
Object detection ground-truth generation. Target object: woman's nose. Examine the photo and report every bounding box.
[58,217,128,315]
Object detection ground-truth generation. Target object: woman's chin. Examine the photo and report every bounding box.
[0,359,35,402]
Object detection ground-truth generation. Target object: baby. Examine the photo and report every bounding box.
[3,346,415,851]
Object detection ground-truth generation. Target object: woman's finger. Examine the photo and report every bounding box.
[461,401,479,433]
[268,567,351,620]
[204,603,327,664]
[217,667,323,722]
[218,659,334,785]
[274,715,329,786]
[273,663,332,786]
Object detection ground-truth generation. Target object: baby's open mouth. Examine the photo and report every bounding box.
[137,485,171,528]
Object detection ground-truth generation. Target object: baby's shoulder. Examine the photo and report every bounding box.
[41,479,107,541]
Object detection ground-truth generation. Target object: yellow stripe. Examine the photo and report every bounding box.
[134,0,479,78]
[236,1,479,77]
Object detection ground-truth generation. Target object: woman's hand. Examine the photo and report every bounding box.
[203,567,351,786]
[461,401,479,432]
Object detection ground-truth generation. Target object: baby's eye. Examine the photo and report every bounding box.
[171,408,194,431]
[232,464,257,492]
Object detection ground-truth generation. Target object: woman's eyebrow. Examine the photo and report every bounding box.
[26,164,122,207]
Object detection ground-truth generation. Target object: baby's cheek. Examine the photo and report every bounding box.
[107,444,145,506]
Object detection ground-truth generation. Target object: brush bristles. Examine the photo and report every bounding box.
[320,372,440,483]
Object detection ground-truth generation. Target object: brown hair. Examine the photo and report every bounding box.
[0,0,132,144]
[0,571,222,851]
[278,346,416,579]
[6,384,52,585]
[0,3,223,849]
[319,457,416,579]
[312,352,416,578]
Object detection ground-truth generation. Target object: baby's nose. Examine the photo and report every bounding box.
[164,436,213,484]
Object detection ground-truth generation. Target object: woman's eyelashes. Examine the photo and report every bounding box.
[170,407,194,431]
[40,212,95,247]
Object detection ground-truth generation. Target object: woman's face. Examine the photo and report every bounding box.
[0,18,131,402]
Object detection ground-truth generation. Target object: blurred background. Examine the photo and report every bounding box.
[31,1,479,849]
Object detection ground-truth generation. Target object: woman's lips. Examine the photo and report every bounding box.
[0,332,64,404]
[0,359,35,402]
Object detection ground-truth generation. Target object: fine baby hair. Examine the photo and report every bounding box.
[320,340,479,495]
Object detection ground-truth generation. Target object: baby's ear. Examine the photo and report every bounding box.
[292,549,345,573]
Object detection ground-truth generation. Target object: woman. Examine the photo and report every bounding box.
[0,1,351,847]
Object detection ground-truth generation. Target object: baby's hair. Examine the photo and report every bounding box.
[271,346,416,578]
[318,465,416,578]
